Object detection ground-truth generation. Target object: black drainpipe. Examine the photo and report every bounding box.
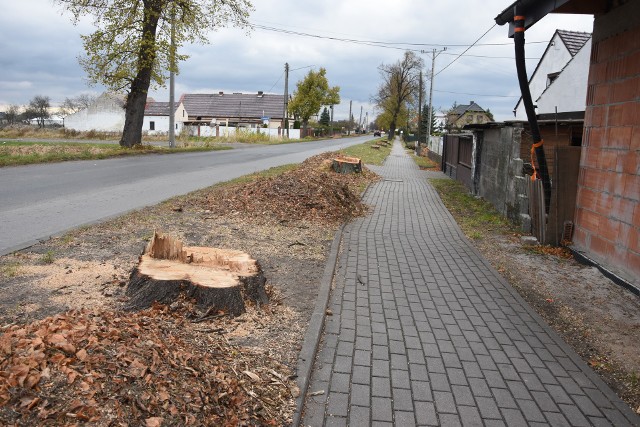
[513,12,551,213]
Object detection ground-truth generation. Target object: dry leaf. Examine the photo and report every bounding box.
[243,370,261,382]
[146,416,164,427]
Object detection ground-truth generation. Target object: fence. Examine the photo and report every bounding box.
[185,125,301,139]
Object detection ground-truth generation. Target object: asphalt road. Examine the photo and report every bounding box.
[0,136,374,256]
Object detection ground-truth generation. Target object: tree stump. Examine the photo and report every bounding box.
[126,231,268,316]
[370,145,381,149]
[332,156,362,174]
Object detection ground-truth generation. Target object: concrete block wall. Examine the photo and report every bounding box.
[574,7,639,285]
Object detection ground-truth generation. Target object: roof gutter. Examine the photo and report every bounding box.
[495,0,572,37]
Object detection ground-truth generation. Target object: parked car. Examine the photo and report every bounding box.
[374,130,381,137]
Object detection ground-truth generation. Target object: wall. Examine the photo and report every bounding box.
[142,115,185,135]
[536,39,591,115]
[472,125,530,229]
[520,122,584,180]
[185,125,301,139]
[65,94,125,132]
[515,32,572,120]
[573,1,640,285]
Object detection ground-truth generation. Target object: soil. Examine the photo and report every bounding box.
[0,149,638,423]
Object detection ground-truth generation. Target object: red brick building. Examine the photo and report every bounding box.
[496,0,639,286]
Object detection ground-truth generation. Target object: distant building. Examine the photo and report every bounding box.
[143,101,188,135]
[514,29,592,120]
[64,93,125,132]
[180,91,287,129]
[445,101,492,131]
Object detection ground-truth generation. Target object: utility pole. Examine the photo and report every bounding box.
[348,100,352,135]
[423,48,446,149]
[168,6,176,148]
[359,105,363,133]
[283,62,289,138]
[416,70,423,155]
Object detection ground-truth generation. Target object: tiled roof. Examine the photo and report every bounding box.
[144,101,179,116]
[556,30,592,56]
[180,93,285,120]
[450,101,486,116]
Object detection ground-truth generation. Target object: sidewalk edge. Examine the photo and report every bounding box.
[291,223,344,427]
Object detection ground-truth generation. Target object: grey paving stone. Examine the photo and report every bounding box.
[300,141,640,427]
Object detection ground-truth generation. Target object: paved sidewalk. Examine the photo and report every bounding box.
[300,141,639,426]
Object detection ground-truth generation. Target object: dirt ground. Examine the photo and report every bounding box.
[473,233,640,414]
[0,150,638,423]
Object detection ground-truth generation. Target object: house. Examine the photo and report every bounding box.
[514,30,592,120]
[180,91,287,129]
[445,101,492,131]
[496,0,640,289]
[64,93,125,132]
[143,100,188,135]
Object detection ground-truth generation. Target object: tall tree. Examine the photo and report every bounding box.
[373,51,424,141]
[55,0,253,147]
[288,68,340,129]
[420,103,437,137]
[319,107,330,126]
[27,95,51,128]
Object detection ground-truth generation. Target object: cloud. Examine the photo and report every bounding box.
[0,0,594,121]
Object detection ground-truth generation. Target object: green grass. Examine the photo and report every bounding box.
[407,150,438,169]
[0,141,232,167]
[338,139,392,165]
[40,250,55,265]
[429,178,515,239]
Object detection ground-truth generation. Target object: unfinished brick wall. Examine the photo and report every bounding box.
[574,15,639,284]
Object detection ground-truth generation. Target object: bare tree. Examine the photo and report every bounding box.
[373,51,424,140]
[5,105,21,125]
[28,95,51,128]
[60,93,97,116]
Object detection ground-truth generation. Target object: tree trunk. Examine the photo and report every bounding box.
[120,2,162,148]
[332,156,362,174]
[125,231,268,316]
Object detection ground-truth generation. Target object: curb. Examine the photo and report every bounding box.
[291,223,344,427]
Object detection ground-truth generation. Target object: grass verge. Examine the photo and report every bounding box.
[429,178,514,239]
[338,138,391,165]
[0,141,231,167]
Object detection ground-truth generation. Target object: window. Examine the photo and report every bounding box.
[547,72,560,87]
[149,121,155,131]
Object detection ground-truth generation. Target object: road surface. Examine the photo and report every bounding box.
[0,136,373,256]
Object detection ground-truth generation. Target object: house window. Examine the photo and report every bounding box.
[547,72,560,87]
[149,121,155,131]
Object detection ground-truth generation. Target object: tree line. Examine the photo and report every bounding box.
[1,94,97,128]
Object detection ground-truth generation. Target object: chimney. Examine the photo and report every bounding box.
[219,91,224,96]
[257,91,264,97]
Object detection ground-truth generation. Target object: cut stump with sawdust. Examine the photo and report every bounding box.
[332,156,362,174]
[126,231,268,315]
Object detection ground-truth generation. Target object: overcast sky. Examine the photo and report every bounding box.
[0,0,594,122]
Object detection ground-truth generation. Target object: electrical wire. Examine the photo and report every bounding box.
[433,89,519,98]
[434,24,498,77]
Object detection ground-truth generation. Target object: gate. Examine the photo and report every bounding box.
[443,134,473,190]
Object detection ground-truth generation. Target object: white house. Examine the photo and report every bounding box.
[143,101,188,135]
[514,30,592,119]
[64,92,125,132]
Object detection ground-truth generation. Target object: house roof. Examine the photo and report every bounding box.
[449,101,486,116]
[179,92,285,120]
[556,30,591,56]
[144,101,180,116]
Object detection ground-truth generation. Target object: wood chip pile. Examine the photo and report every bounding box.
[0,301,297,426]
[198,152,377,224]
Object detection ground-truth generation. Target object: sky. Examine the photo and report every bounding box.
[0,0,595,123]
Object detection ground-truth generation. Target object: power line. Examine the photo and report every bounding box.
[267,71,284,93]
[435,23,498,77]
[251,22,547,53]
[433,89,519,98]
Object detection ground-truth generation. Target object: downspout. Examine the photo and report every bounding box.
[513,12,551,213]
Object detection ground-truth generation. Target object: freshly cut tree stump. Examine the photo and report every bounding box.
[332,156,362,174]
[126,231,268,316]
